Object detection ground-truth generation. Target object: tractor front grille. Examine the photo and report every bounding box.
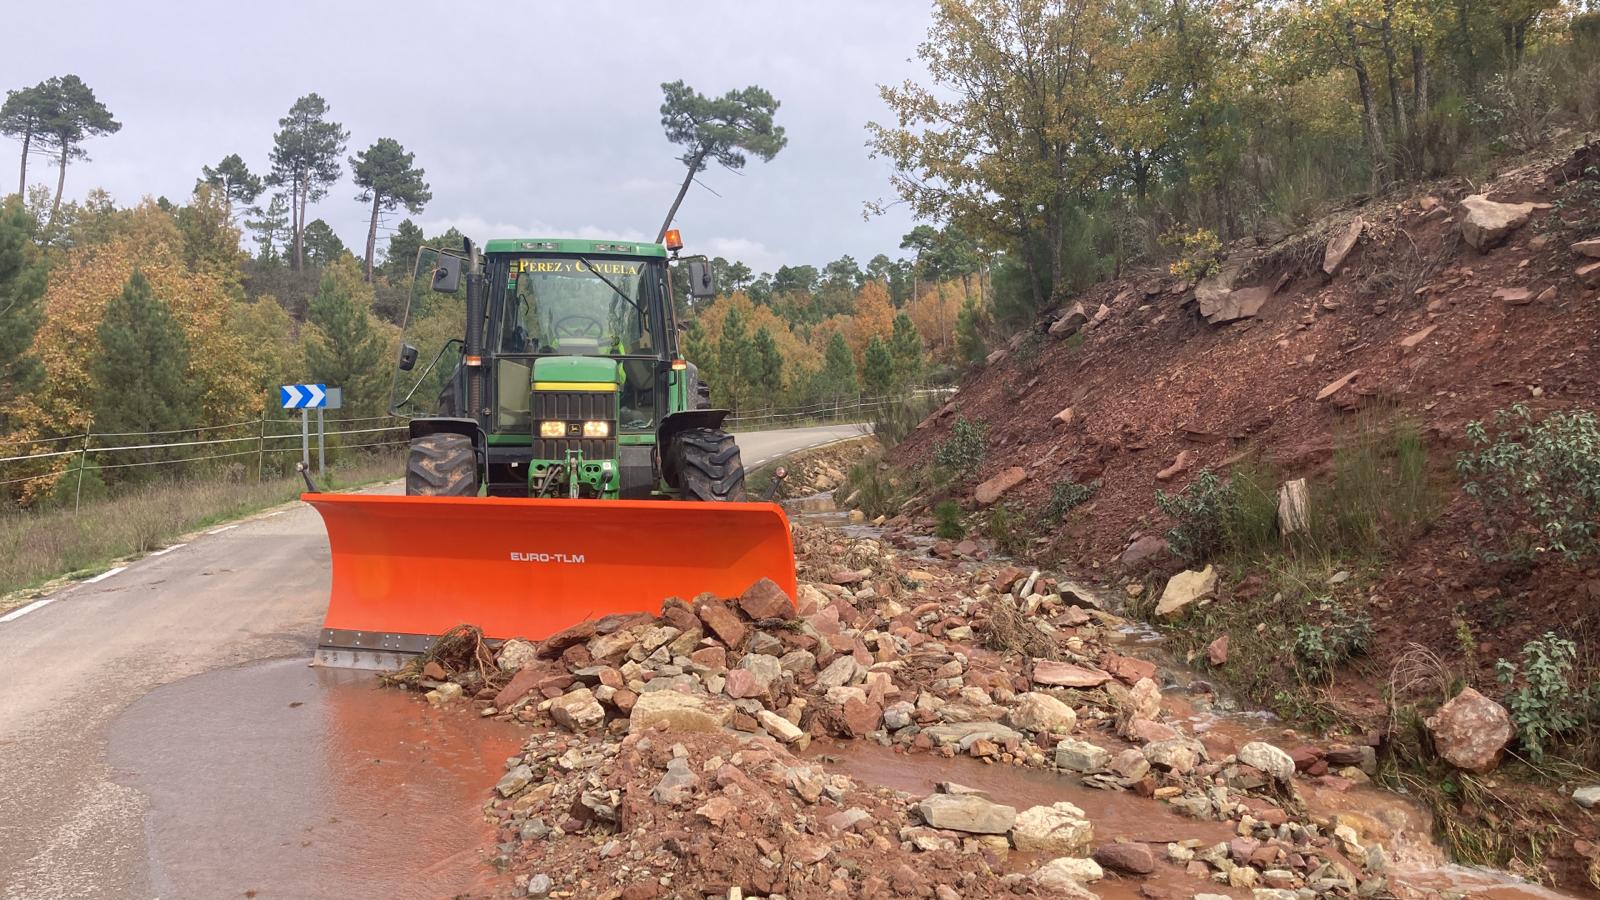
[532,390,617,460]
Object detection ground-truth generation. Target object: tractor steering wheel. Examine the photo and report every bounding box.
[552,315,604,340]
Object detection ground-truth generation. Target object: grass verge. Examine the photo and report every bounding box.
[0,451,402,605]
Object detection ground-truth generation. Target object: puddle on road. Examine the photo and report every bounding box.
[109,658,520,900]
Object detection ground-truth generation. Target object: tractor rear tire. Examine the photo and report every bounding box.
[406,433,478,496]
[669,427,746,502]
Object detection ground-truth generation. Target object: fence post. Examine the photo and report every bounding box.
[73,432,91,515]
[257,412,266,482]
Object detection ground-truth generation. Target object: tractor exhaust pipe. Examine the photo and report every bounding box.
[463,238,485,423]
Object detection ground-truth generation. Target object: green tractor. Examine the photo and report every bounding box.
[391,233,744,502]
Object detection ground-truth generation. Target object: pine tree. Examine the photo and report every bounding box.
[90,270,195,476]
[350,138,431,281]
[751,327,783,408]
[244,194,290,262]
[955,296,986,365]
[889,313,924,386]
[817,333,858,403]
[267,94,348,272]
[863,335,894,396]
[305,266,386,415]
[0,202,46,436]
[716,306,754,410]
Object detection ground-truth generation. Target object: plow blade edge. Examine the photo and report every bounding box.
[305,493,797,668]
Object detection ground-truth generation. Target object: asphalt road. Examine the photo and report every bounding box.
[0,423,867,900]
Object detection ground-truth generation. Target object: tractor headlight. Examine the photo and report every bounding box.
[582,420,611,438]
[539,421,566,438]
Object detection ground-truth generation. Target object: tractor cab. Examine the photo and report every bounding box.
[390,233,723,500]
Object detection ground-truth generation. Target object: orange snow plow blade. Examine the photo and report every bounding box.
[304,493,797,669]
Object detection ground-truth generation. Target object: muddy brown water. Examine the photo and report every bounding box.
[109,658,520,900]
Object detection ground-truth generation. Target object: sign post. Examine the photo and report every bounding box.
[281,383,330,476]
[281,384,341,481]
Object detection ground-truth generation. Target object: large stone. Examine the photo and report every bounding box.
[738,578,796,621]
[1459,194,1537,251]
[922,722,1023,748]
[496,764,534,797]
[1426,687,1513,773]
[1573,237,1600,258]
[696,598,747,649]
[757,709,804,743]
[975,466,1027,506]
[536,620,597,659]
[1007,692,1078,733]
[549,688,606,731]
[1055,739,1112,773]
[1238,742,1296,782]
[1155,566,1217,618]
[1119,535,1169,574]
[1032,660,1111,688]
[1126,678,1163,720]
[1573,786,1600,809]
[1144,738,1202,774]
[1323,217,1364,276]
[917,793,1017,834]
[651,757,699,804]
[1050,302,1089,337]
[1094,842,1157,875]
[1012,801,1093,854]
[628,690,733,734]
[735,653,783,696]
[1316,370,1361,402]
[1034,856,1103,888]
[1202,285,1272,325]
[497,639,539,672]
[1032,860,1102,897]
[817,655,864,689]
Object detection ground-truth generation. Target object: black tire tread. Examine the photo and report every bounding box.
[405,433,477,496]
[670,428,746,502]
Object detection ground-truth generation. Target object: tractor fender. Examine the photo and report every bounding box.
[408,417,485,463]
[657,409,731,486]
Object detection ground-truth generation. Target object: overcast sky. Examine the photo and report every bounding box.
[5,1,932,274]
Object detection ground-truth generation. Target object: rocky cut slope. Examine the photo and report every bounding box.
[893,141,1600,696]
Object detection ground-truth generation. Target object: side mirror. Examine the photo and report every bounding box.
[686,259,715,299]
[432,255,462,293]
[398,343,419,371]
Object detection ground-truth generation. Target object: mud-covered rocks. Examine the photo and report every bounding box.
[496,764,534,797]
[497,639,539,672]
[917,793,1018,834]
[1035,856,1103,887]
[1007,691,1078,733]
[737,578,796,621]
[1426,686,1513,773]
[1011,800,1093,854]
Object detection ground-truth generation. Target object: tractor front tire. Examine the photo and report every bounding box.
[669,428,746,502]
[406,433,478,496]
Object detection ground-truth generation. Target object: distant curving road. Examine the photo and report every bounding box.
[0,422,867,900]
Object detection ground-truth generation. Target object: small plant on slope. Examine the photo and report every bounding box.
[934,416,987,481]
[1496,632,1592,762]
[1458,404,1600,563]
[1156,470,1233,564]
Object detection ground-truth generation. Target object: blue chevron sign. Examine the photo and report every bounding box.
[280,384,328,409]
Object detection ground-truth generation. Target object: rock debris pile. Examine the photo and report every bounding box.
[405,525,1403,899]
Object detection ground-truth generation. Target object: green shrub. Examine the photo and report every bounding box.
[1041,478,1098,524]
[1458,404,1600,563]
[1495,632,1594,762]
[1227,459,1282,558]
[1290,602,1373,680]
[1156,470,1232,564]
[985,503,1028,556]
[934,416,987,480]
[934,500,964,539]
[843,461,899,519]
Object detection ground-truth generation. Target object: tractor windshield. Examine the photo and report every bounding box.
[499,257,656,357]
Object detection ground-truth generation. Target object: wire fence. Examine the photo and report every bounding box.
[0,413,411,504]
[723,387,956,430]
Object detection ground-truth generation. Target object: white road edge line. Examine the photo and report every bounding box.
[84,566,127,584]
[147,543,187,557]
[0,597,59,623]
[206,524,238,535]
[260,510,285,518]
